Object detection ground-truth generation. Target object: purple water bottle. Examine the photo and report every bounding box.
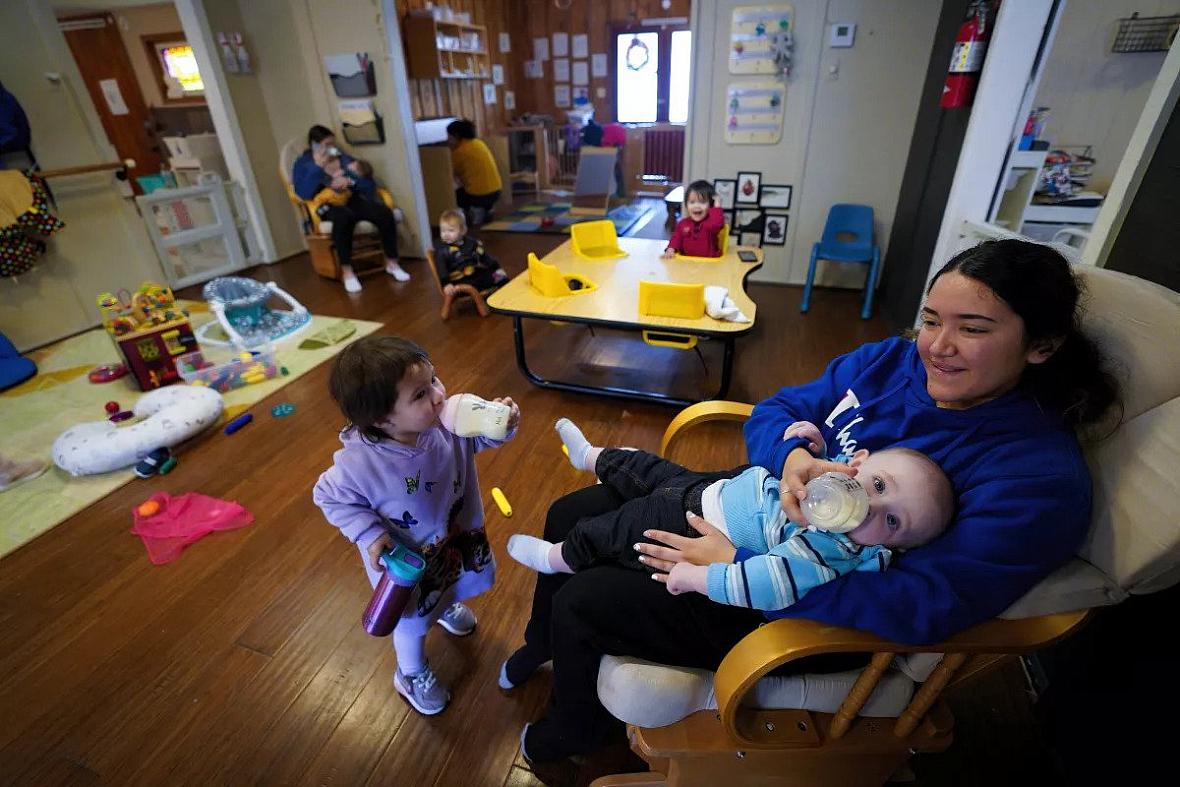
[362,542,426,637]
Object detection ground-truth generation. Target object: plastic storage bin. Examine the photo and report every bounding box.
[176,346,278,392]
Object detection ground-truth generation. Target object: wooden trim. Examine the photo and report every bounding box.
[141,31,206,106]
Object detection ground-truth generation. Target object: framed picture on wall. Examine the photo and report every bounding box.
[736,171,761,205]
[735,209,763,233]
[713,179,737,210]
[739,231,762,248]
[759,184,792,209]
[762,213,789,245]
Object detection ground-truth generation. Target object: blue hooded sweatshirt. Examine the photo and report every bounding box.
[743,336,1091,644]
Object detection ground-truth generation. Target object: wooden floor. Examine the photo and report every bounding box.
[0,217,1057,786]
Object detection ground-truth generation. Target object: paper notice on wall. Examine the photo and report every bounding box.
[505,90,516,111]
[554,58,569,83]
[572,61,589,86]
[533,37,549,61]
[483,83,497,105]
[572,34,588,59]
[499,32,511,53]
[524,60,543,79]
[492,64,505,85]
[591,53,608,78]
[555,85,571,108]
[99,79,130,116]
[552,32,568,58]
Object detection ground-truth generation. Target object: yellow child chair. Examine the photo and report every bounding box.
[674,223,730,261]
[278,137,402,283]
[571,219,628,261]
[527,252,597,297]
[637,281,708,372]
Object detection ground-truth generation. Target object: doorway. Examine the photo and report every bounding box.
[53,1,249,288]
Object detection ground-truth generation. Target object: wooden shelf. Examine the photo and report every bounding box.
[403,12,490,81]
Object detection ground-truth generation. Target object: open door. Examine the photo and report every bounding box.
[58,13,163,193]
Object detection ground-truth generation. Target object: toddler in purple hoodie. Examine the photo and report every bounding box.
[313,336,519,715]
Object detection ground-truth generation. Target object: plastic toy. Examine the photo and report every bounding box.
[105,401,121,414]
[96,283,198,391]
[109,410,134,423]
[491,487,512,517]
[224,413,253,434]
[158,456,178,475]
[271,403,295,417]
[196,277,311,348]
[137,499,161,517]
[176,347,278,392]
[88,364,128,384]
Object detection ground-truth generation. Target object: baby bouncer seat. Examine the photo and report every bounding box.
[197,276,311,348]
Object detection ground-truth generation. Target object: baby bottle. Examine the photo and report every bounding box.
[438,393,511,440]
[801,473,870,533]
[362,541,426,637]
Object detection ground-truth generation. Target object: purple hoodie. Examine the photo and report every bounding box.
[313,423,513,635]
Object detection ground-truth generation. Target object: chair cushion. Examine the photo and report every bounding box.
[316,220,379,235]
[598,654,914,728]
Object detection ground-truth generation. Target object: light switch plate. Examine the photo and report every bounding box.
[829,22,856,48]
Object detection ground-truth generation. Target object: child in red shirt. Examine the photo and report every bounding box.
[663,179,726,258]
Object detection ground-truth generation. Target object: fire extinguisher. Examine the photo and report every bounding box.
[941,1,991,109]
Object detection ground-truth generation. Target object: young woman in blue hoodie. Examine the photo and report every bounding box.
[507,239,1120,764]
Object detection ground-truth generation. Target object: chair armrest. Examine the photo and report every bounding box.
[714,611,1089,744]
[660,400,754,456]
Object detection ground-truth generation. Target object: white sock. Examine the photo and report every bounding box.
[508,534,560,574]
[386,259,410,281]
[555,418,595,471]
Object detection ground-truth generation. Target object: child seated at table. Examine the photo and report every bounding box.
[663,179,726,259]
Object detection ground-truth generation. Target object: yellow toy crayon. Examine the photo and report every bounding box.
[491,487,512,517]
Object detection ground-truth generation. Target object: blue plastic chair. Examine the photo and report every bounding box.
[800,204,881,320]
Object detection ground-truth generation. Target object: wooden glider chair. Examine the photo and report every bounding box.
[592,264,1180,787]
[426,247,493,321]
[278,137,404,283]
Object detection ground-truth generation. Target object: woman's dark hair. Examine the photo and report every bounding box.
[446,119,478,140]
[685,179,716,205]
[307,124,334,146]
[928,239,1120,430]
[329,335,430,443]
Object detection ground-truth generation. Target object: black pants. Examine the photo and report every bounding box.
[561,449,744,572]
[455,187,500,211]
[521,484,870,762]
[319,194,398,267]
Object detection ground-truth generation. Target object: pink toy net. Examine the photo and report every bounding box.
[131,491,254,565]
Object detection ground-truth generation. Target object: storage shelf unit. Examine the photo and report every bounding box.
[404,13,490,80]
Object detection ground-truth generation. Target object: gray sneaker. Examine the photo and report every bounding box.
[436,602,477,636]
[394,664,450,715]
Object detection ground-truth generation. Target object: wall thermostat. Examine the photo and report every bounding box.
[830,22,856,48]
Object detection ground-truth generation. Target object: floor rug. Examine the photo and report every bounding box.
[480,201,652,236]
[0,300,381,558]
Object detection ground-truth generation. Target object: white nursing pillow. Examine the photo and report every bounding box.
[52,385,224,476]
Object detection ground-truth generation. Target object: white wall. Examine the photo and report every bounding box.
[232,0,426,259]
[1033,0,1177,193]
[1,0,166,352]
[686,0,939,287]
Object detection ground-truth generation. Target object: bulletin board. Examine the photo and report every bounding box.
[725,82,785,145]
[729,4,794,75]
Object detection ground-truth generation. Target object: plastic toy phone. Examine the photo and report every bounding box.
[737,250,758,263]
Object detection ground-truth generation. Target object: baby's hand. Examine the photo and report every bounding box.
[494,396,520,432]
[366,532,394,572]
[654,562,709,596]
[783,421,827,455]
[661,248,676,258]
[443,283,458,296]
[712,194,723,208]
